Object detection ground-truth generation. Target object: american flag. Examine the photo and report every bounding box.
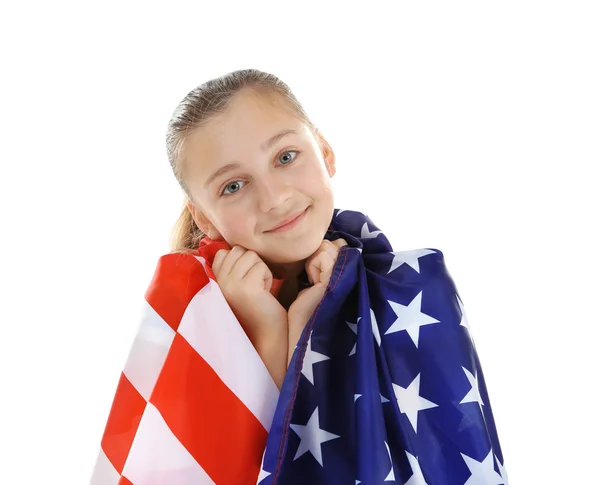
[92,209,508,485]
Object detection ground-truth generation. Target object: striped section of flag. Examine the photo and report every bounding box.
[91,249,279,485]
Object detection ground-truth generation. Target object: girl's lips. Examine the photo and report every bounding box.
[266,207,308,233]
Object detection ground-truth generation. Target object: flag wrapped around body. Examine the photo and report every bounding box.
[92,209,508,485]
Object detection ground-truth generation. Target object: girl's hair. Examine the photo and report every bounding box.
[166,68,321,254]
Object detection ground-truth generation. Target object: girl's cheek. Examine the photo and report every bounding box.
[226,209,254,237]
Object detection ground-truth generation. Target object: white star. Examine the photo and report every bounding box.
[256,447,270,484]
[495,454,509,484]
[459,366,485,413]
[346,317,360,356]
[461,448,505,484]
[384,441,395,481]
[301,335,330,385]
[370,308,381,346]
[387,248,437,274]
[354,394,362,402]
[392,373,438,433]
[384,292,440,348]
[380,394,390,403]
[336,208,349,217]
[457,294,476,343]
[361,222,383,239]
[404,450,428,485]
[290,407,340,466]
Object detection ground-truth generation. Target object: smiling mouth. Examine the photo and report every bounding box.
[265,207,309,233]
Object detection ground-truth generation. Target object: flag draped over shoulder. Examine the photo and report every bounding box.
[91,237,282,484]
[92,209,508,485]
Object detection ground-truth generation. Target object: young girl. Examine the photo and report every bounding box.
[166,70,349,388]
[94,69,507,485]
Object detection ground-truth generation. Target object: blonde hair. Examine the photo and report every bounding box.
[166,68,322,254]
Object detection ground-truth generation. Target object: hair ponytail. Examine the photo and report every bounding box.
[169,197,205,254]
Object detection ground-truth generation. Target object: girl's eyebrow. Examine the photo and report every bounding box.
[204,162,241,188]
[203,129,297,188]
[260,128,297,151]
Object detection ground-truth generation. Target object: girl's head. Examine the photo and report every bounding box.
[166,69,336,270]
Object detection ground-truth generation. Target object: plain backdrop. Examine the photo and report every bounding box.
[1,1,598,483]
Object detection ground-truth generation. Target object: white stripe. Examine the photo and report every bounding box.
[123,299,176,401]
[178,279,279,430]
[122,403,215,485]
[90,448,120,485]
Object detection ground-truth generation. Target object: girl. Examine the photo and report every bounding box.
[93,68,507,485]
[166,69,349,389]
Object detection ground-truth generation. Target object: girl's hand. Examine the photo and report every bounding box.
[287,238,348,362]
[212,245,288,338]
[212,246,288,387]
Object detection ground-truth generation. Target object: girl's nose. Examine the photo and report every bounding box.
[256,175,293,212]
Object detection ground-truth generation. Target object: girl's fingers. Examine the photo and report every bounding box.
[332,238,349,248]
[306,257,320,284]
[305,243,327,284]
[212,249,229,278]
[230,250,268,282]
[306,246,336,284]
[318,253,335,284]
[246,259,273,292]
[308,239,348,282]
[307,241,338,266]
[219,245,246,277]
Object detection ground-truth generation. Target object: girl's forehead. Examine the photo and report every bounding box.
[221,94,296,128]
[182,91,309,161]
[191,106,306,150]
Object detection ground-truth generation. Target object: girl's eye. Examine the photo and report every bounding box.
[219,150,299,197]
[221,180,245,196]
[278,150,299,165]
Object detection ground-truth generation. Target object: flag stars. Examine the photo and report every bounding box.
[256,447,271,483]
[495,454,509,484]
[404,450,428,485]
[361,222,383,239]
[457,294,476,344]
[387,248,437,275]
[370,308,382,346]
[346,317,360,356]
[383,441,395,481]
[459,367,485,412]
[461,448,505,484]
[290,407,340,467]
[384,291,440,348]
[301,335,330,385]
[347,310,381,352]
[392,373,438,433]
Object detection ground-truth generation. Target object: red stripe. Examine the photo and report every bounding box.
[151,333,266,484]
[118,477,134,485]
[101,373,147,474]
[145,254,209,332]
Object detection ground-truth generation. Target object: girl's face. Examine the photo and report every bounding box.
[182,89,336,269]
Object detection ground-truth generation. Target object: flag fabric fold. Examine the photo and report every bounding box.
[92,209,508,485]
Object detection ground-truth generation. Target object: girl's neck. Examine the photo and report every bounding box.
[267,259,307,311]
[268,259,306,281]
[277,278,299,311]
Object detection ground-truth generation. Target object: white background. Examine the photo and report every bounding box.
[1,1,598,483]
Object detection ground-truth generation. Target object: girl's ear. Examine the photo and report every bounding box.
[317,133,336,177]
[186,201,223,240]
